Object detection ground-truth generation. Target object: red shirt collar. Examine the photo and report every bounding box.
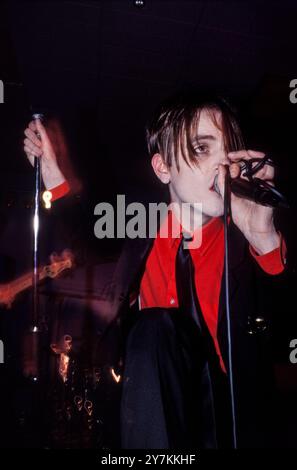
[158,210,223,256]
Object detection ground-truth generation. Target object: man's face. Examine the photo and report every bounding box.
[167,108,229,225]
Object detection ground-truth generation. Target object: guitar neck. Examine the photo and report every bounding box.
[9,267,47,297]
[0,254,72,307]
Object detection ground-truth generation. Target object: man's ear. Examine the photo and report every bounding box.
[151,153,170,184]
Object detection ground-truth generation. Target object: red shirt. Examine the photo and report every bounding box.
[139,211,286,371]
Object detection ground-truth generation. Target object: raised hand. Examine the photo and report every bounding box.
[216,149,280,255]
[23,118,66,189]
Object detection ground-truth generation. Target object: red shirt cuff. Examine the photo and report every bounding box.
[48,181,70,202]
[249,234,287,275]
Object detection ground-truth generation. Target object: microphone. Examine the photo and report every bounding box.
[213,164,289,209]
[230,177,289,209]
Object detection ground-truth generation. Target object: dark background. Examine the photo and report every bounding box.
[1,0,297,259]
[0,0,297,448]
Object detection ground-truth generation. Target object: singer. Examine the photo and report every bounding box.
[23,91,288,448]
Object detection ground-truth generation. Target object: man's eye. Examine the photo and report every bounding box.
[194,144,208,154]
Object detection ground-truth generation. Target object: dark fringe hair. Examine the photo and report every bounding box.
[146,92,245,170]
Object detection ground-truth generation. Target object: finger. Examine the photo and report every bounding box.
[24,138,43,156]
[24,138,42,155]
[228,149,275,182]
[229,163,241,179]
[28,121,37,132]
[247,149,266,159]
[24,146,35,163]
[35,118,51,146]
[24,128,42,147]
[24,146,40,167]
[216,164,227,198]
[228,149,265,161]
[228,150,250,161]
[24,145,37,155]
[252,163,275,181]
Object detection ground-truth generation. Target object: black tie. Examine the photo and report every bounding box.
[175,234,220,366]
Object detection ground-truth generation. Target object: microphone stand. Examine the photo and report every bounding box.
[21,112,54,448]
[24,113,44,382]
[31,153,41,379]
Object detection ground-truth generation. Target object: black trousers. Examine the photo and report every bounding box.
[121,308,231,449]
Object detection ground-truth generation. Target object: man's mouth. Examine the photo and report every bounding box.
[209,175,217,191]
[209,175,220,194]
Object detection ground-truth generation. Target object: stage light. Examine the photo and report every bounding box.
[134,0,145,8]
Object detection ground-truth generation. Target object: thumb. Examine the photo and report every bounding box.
[35,118,51,147]
[216,164,228,198]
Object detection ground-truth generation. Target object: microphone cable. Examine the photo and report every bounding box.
[222,167,238,449]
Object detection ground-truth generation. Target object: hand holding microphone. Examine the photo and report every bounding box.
[214,150,289,209]
[215,149,287,255]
